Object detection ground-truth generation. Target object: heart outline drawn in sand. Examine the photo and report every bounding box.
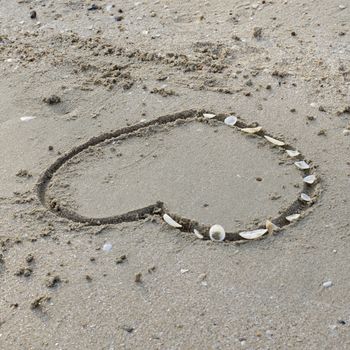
[36,109,319,241]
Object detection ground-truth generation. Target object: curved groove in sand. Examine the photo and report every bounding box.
[36,109,319,241]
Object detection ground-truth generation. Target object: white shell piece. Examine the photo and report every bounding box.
[286,213,300,222]
[300,193,312,202]
[193,229,204,240]
[239,229,268,240]
[203,113,216,119]
[266,220,279,234]
[303,175,316,184]
[286,149,300,157]
[294,160,310,170]
[209,224,225,242]
[323,281,333,288]
[241,126,262,134]
[103,243,112,252]
[163,214,182,228]
[264,135,285,146]
[20,116,36,122]
[224,116,237,126]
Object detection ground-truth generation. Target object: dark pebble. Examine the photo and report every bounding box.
[30,10,37,19]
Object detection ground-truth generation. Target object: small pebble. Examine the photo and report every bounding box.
[135,272,142,283]
[30,10,37,19]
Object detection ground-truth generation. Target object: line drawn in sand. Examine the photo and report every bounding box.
[37,109,320,242]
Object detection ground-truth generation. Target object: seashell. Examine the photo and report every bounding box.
[209,224,225,242]
[239,229,268,240]
[241,126,262,134]
[294,160,310,170]
[266,220,279,234]
[163,214,182,228]
[224,116,237,126]
[20,116,36,122]
[203,113,216,119]
[300,193,312,202]
[193,229,204,240]
[286,213,300,222]
[303,175,316,184]
[102,243,112,252]
[264,135,285,146]
[286,149,300,157]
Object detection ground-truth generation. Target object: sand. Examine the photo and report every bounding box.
[0,0,349,349]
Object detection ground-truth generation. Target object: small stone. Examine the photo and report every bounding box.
[135,273,142,283]
[85,275,92,282]
[43,95,61,105]
[343,129,350,136]
[253,27,263,39]
[46,275,61,288]
[30,10,37,19]
[317,129,327,136]
[318,105,326,112]
[88,4,99,11]
[114,16,124,21]
[26,254,34,263]
[116,255,127,264]
[291,31,297,36]
[48,145,53,151]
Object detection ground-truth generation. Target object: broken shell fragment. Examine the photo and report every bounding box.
[224,116,237,126]
[266,220,279,234]
[193,229,204,240]
[286,213,300,222]
[300,193,312,202]
[241,126,262,134]
[264,135,285,146]
[239,229,268,240]
[209,224,225,242]
[163,214,182,228]
[303,175,316,184]
[203,113,216,119]
[20,116,36,122]
[286,149,300,157]
[294,160,310,170]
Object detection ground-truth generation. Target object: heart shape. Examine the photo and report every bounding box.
[37,110,318,241]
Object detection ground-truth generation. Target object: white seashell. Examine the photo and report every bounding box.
[209,224,225,242]
[239,229,267,240]
[224,115,237,126]
[203,113,216,119]
[241,126,262,134]
[286,213,300,222]
[303,175,316,184]
[20,116,36,122]
[294,160,310,170]
[323,280,333,288]
[163,214,182,228]
[102,243,112,252]
[266,220,279,234]
[286,149,300,157]
[193,229,204,240]
[264,135,285,146]
[300,193,312,202]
